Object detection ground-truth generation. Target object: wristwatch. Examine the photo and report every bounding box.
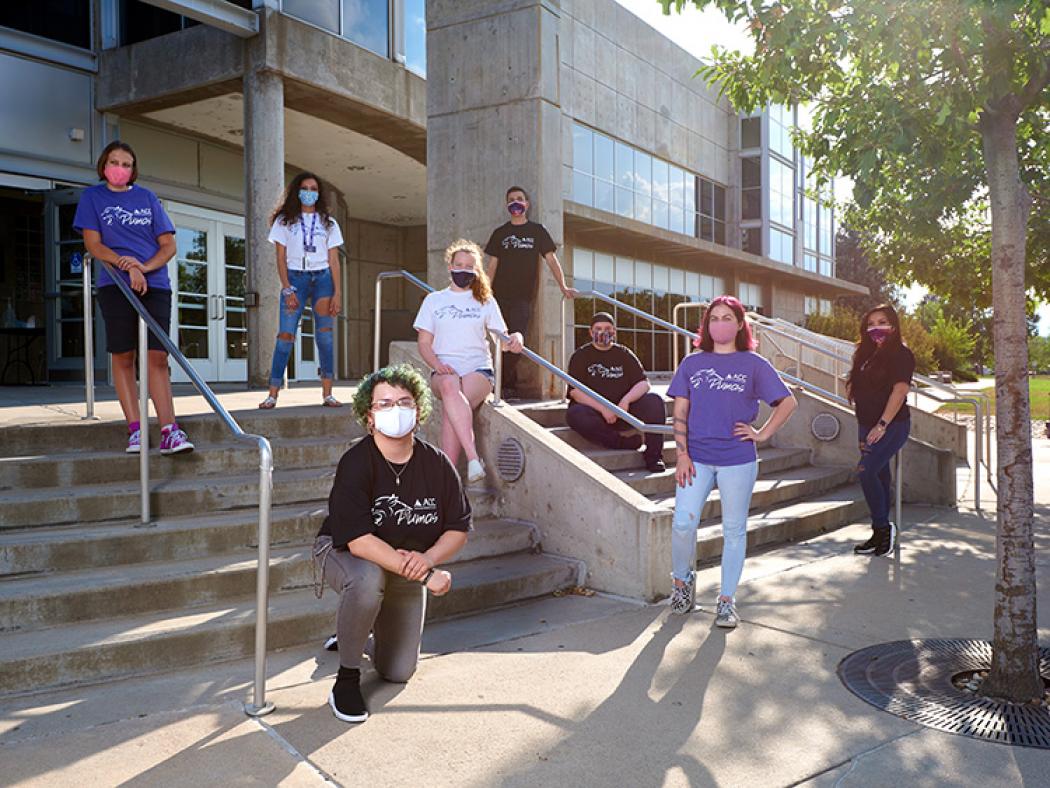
[877,419,888,428]
[420,568,435,586]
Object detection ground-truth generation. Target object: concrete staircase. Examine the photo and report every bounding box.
[518,399,868,571]
[0,407,579,697]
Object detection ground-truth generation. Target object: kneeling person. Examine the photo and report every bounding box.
[314,365,472,723]
[566,312,667,472]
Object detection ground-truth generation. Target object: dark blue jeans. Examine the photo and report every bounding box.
[856,419,910,528]
[566,393,666,463]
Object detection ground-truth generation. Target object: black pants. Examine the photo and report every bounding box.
[499,298,533,390]
[566,393,666,462]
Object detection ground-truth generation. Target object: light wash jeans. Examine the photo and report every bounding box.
[671,460,758,599]
[268,267,336,387]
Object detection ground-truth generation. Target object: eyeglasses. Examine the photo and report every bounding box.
[371,397,417,412]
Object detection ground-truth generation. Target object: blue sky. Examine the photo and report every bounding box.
[615,1,1050,334]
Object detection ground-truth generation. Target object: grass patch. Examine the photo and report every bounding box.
[937,376,1050,421]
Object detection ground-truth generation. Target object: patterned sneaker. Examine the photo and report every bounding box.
[159,424,194,455]
[669,573,696,615]
[126,428,141,454]
[323,633,338,652]
[853,530,879,555]
[715,597,739,629]
[872,523,897,557]
[329,666,368,723]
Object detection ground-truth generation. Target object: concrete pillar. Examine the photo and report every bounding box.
[426,0,564,398]
[244,13,284,388]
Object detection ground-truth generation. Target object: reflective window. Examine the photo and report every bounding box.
[769,158,794,229]
[1,0,91,49]
[741,156,762,221]
[742,226,762,256]
[770,227,794,265]
[282,0,390,57]
[818,202,833,256]
[283,0,339,33]
[803,253,819,273]
[769,103,794,160]
[803,196,818,251]
[741,116,761,149]
[403,0,426,75]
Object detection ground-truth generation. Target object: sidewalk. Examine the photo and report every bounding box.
[2,400,1048,786]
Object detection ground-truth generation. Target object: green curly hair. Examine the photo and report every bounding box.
[352,364,433,427]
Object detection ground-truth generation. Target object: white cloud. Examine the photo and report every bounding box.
[615,0,753,59]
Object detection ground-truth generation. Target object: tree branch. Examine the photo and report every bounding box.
[1015,59,1050,112]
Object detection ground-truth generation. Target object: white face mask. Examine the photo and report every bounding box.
[373,406,416,438]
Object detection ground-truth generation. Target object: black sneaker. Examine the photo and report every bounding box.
[645,458,666,473]
[872,523,897,557]
[618,434,643,451]
[329,666,368,723]
[323,633,338,651]
[853,531,879,555]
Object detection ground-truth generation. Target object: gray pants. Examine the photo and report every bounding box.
[314,535,426,682]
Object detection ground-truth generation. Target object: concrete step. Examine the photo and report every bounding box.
[0,466,336,530]
[0,435,352,490]
[694,485,869,564]
[0,405,362,458]
[0,550,578,697]
[517,398,674,428]
[0,519,539,630]
[610,447,811,495]
[647,464,855,518]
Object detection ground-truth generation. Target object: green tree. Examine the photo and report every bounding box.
[663,0,1049,700]
[833,228,898,313]
[1030,334,1050,372]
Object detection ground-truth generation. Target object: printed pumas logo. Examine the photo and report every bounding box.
[372,494,439,528]
[101,206,153,227]
[690,368,747,393]
[501,235,536,250]
[587,363,624,379]
[434,304,481,320]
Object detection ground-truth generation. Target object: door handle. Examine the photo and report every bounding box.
[214,294,226,321]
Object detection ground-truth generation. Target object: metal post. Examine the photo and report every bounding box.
[138,316,150,525]
[493,335,503,406]
[560,297,568,403]
[374,275,383,371]
[82,254,97,420]
[895,450,903,533]
[974,403,982,510]
[245,439,276,717]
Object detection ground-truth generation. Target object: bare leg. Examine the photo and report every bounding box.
[432,373,487,462]
[111,350,139,425]
[147,350,176,426]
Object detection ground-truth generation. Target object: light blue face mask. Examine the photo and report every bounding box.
[299,189,319,207]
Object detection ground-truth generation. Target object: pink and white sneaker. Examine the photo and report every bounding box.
[159,423,194,455]
[126,428,141,454]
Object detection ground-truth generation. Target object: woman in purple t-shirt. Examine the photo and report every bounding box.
[666,296,796,627]
[74,141,193,455]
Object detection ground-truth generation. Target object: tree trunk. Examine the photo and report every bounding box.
[978,107,1041,702]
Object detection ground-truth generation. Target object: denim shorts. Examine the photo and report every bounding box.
[431,367,495,383]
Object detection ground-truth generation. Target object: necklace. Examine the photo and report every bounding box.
[382,455,410,486]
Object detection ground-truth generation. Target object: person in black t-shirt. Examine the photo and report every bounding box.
[313,364,471,723]
[566,312,668,472]
[484,186,577,395]
[845,304,914,558]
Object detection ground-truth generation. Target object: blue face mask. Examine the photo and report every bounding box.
[299,189,319,207]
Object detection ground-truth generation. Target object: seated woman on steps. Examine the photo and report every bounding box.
[313,364,472,723]
[414,239,524,485]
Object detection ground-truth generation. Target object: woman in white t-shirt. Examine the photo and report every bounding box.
[414,239,523,483]
[259,172,345,409]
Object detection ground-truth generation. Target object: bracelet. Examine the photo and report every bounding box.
[281,286,297,296]
[420,568,435,586]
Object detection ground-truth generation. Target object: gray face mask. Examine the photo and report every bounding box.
[591,329,614,347]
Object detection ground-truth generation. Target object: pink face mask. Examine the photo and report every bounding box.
[707,320,739,345]
[104,165,132,187]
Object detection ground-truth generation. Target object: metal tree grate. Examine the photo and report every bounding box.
[839,639,1050,749]
[495,437,526,482]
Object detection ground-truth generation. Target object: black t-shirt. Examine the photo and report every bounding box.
[851,344,915,428]
[484,220,557,305]
[567,342,646,404]
[319,436,472,552]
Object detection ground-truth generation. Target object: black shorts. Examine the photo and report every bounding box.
[97,286,172,354]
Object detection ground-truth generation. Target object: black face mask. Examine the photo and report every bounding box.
[451,270,476,288]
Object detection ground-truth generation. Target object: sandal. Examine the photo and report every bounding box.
[258,395,278,409]
[322,395,343,408]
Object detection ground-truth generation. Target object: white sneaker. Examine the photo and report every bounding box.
[466,458,486,484]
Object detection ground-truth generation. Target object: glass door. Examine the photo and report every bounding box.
[217,224,247,382]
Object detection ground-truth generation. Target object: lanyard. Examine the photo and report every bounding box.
[298,213,319,253]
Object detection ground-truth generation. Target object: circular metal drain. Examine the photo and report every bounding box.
[495,437,525,482]
[811,412,841,441]
[839,639,1050,749]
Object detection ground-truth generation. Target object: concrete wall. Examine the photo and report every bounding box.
[774,390,957,507]
[120,120,244,200]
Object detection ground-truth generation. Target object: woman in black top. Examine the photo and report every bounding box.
[314,364,471,723]
[845,304,915,557]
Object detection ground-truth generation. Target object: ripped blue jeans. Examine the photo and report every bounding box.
[268,267,335,387]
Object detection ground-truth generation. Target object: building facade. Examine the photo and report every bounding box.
[0,0,862,390]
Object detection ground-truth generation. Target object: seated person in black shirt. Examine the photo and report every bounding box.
[566,312,667,473]
[313,364,471,724]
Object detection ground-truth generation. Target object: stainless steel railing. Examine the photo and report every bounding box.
[81,253,276,718]
[374,270,671,435]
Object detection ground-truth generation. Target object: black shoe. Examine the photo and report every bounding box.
[329,666,368,723]
[872,523,897,557]
[618,434,643,451]
[323,633,338,651]
[853,531,879,555]
[645,458,666,473]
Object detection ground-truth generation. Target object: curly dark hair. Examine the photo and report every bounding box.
[270,171,334,229]
[352,364,433,427]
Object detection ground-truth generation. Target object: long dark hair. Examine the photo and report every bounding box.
[697,295,755,352]
[270,172,333,228]
[846,303,905,402]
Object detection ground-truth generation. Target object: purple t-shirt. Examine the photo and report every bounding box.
[668,351,791,466]
[73,183,175,290]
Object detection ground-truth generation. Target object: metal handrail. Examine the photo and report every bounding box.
[82,254,276,718]
[374,270,671,435]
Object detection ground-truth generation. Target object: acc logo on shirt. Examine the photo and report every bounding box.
[434,304,481,320]
[101,206,153,227]
[587,363,624,379]
[690,368,747,392]
[501,235,536,250]
[372,494,439,527]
